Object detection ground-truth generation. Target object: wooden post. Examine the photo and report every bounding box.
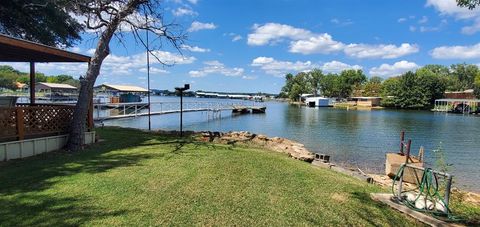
[16,107,25,140]
[405,139,411,164]
[29,62,35,104]
[399,131,405,154]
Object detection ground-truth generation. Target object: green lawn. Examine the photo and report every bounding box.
[0,127,424,226]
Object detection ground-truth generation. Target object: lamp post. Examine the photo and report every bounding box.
[175,84,190,136]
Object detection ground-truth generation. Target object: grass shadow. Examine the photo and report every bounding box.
[350,191,424,226]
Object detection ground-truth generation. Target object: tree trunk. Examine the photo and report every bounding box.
[66,46,109,151]
[66,18,124,152]
[65,0,158,151]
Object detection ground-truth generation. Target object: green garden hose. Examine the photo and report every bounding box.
[391,165,462,221]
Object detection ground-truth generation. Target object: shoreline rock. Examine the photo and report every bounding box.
[197,131,315,162]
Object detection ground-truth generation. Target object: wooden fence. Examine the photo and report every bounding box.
[0,104,77,142]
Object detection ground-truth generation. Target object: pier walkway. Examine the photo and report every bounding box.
[93,101,266,121]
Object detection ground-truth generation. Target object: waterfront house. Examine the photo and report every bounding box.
[444,89,476,100]
[0,34,95,160]
[349,97,382,107]
[15,82,28,92]
[94,84,148,103]
[434,89,480,114]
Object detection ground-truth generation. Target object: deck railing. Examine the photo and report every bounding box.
[0,104,77,142]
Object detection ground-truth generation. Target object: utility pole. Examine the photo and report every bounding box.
[145,8,151,131]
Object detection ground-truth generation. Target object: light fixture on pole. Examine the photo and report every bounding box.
[175,84,190,136]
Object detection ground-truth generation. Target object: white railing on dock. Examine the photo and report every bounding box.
[93,101,263,121]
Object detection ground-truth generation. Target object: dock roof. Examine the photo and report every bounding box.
[37,82,77,90]
[97,84,148,92]
[435,98,480,102]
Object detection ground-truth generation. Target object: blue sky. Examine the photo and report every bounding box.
[4,0,480,93]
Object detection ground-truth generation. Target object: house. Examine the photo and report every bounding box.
[15,82,28,91]
[349,97,382,107]
[94,84,148,103]
[444,89,476,100]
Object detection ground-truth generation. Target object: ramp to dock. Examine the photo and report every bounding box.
[94,101,266,121]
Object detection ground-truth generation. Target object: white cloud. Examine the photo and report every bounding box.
[242,75,257,80]
[187,0,198,4]
[330,18,353,26]
[86,49,96,55]
[427,0,480,34]
[320,61,363,73]
[409,26,417,32]
[251,57,363,76]
[289,34,345,54]
[426,0,480,19]
[461,18,480,35]
[369,61,419,77]
[248,22,418,59]
[251,57,315,77]
[225,33,242,42]
[181,44,210,52]
[431,43,480,59]
[139,67,169,75]
[232,35,242,42]
[344,43,419,59]
[189,60,244,78]
[188,21,217,32]
[2,50,195,79]
[398,18,407,23]
[418,16,429,24]
[419,19,448,32]
[247,23,312,46]
[172,7,198,17]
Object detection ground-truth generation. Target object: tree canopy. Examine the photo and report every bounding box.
[0,0,84,47]
[0,65,80,90]
[457,0,480,9]
[280,63,480,109]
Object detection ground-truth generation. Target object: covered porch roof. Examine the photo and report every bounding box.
[0,34,90,62]
[0,34,90,104]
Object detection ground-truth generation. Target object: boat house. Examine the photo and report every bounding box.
[94,84,148,103]
[305,97,334,107]
[349,97,382,107]
[0,34,95,161]
[36,82,77,93]
[433,90,480,114]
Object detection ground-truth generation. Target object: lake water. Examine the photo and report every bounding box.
[102,96,480,192]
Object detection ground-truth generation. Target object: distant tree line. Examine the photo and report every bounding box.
[280,63,480,109]
[0,65,80,90]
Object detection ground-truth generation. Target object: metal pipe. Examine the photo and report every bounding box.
[180,91,183,137]
[444,174,453,207]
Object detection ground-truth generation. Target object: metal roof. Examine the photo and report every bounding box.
[97,84,149,92]
[435,98,480,102]
[37,82,77,89]
[0,34,90,62]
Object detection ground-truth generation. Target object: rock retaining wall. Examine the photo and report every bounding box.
[198,131,315,162]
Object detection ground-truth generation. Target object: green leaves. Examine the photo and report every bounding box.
[0,0,83,47]
[280,69,367,100]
